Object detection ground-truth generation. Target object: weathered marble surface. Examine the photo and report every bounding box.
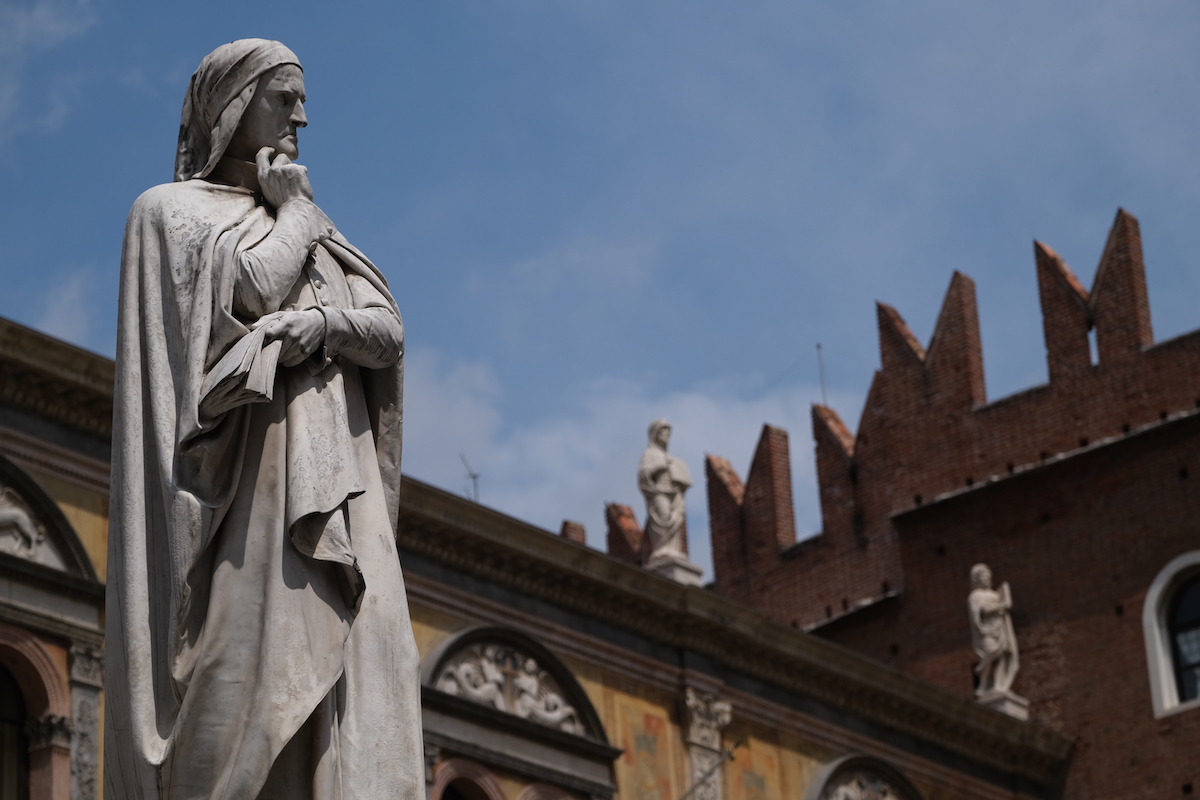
[105,38,423,799]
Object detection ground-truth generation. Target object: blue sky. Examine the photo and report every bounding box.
[3,0,1200,577]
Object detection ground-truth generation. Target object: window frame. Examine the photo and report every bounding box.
[1143,551,1200,718]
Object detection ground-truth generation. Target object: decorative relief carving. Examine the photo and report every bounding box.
[819,771,905,800]
[435,643,583,734]
[0,486,66,570]
[683,688,732,800]
[684,687,732,749]
[26,714,71,750]
[69,644,104,688]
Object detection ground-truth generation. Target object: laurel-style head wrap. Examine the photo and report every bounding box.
[174,38,302,182]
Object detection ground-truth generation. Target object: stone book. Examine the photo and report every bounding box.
[199,328,282,418]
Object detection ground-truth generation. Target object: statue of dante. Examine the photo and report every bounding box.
[637,419,692,562]
[105,39,423,799]
[967,563,1019,696]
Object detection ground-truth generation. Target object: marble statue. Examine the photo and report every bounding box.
[105,39,423,799]
[968,563,1019,696]
[637,419,692,562]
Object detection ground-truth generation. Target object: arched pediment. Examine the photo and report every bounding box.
[804,755,925,800]
[0,453,96,581]
[422,625,608,744]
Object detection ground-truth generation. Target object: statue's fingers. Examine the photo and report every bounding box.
[255,147,275,175]
[273,152,292,167]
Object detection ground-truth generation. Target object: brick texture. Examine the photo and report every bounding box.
[706,209,1200,797]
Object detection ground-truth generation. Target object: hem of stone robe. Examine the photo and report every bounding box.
[166,361,423,800]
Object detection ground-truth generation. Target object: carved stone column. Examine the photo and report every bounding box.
[68,644,102,800]
[683,687,732,800]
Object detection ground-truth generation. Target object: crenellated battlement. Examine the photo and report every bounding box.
[709,209,1200,629]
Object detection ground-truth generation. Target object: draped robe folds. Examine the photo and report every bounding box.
[637,446,692,557]
[105,178,423,800]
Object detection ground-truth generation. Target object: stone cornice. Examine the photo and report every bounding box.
[0,318,113,439]
[396,477,1072,790]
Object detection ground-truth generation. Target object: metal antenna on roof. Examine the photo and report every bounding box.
[816,342,828,407]
[460,453,480,503]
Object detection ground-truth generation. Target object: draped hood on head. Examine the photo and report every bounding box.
[175,38,302,182]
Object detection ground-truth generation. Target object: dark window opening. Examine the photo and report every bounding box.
[0,661,28,800]
[1169,575,1200,703]
[444,779,491,800]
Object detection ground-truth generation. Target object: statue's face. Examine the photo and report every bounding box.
[654,425,671,449]
[226,64,307,162]
[970,565,992,590]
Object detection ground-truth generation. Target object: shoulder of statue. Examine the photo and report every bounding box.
[130,180,255,223]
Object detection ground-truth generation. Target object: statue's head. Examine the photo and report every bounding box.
[969,563,992,590]
[648,419,671,450]
[175,39,304,182]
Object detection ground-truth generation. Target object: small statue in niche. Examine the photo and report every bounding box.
[637,419,692,563]
[968,563,1019,696]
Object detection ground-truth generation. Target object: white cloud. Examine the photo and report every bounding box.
[402,345,863,580]
[0,0,94,140]
[36,266,92,346]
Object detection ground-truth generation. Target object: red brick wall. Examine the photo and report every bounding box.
[705,209,1200,797]
[824,414,1200,799]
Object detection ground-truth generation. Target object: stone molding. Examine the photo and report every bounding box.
[429,758,509,800]
[26,714,71,751]
[0,425,110,494]
[0,619,71,719]
[1142,549,1200,718]
[395,476,1071,790]
[0,319,113,441]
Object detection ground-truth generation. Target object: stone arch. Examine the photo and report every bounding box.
[0,452,96,580]
[431,758,508,800]
[0,620,69,720]
[422,625,609,742]
[516,783,573,800]
[1142,549,1200,717]
[803,755,925,800]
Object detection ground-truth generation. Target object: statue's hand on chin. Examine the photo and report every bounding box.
[256,146,315,208]
[253,308,326,366]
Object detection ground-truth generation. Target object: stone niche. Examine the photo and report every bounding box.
[421,625,621,800]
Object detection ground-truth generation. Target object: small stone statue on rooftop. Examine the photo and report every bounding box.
[638,419,692,563]
[968,563,1019,697]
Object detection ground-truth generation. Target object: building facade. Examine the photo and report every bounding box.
[0,313,1071,799]
[703,210,1200,798]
